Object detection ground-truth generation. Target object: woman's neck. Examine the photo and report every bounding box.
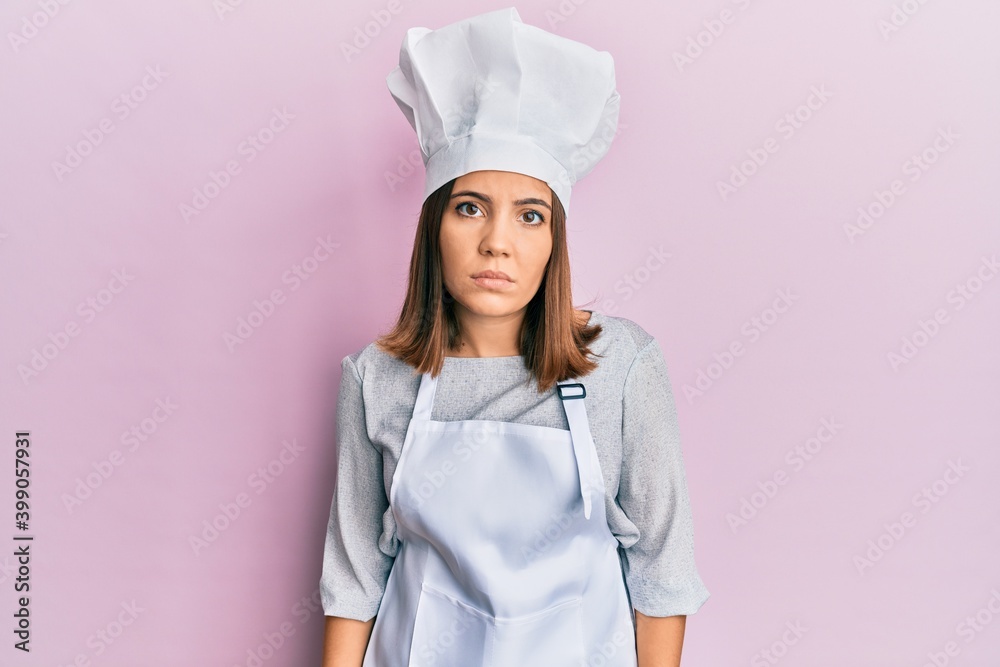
[445,309,592,358]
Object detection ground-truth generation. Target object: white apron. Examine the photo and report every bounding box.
[362,371,638,667]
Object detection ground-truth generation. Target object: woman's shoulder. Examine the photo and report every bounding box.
[341,339,419,387]
[588,310,657,357]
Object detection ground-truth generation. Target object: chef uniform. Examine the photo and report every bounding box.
[367,7,628,665]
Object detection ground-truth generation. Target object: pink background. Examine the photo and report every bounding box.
[2,0,999,665]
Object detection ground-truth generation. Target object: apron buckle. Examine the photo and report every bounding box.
[557,382,586,400]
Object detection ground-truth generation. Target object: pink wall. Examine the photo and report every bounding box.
[1,1,998,664]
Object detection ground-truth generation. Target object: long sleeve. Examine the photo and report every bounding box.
[617,338,710,616]
[319,355,394,621]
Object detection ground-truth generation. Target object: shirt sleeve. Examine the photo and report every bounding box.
[617,338,710,617]
[319,355,394,620]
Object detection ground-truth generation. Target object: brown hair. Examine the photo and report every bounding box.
[375,177,603,393]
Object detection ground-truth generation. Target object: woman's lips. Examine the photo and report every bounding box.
[471,275,514,290]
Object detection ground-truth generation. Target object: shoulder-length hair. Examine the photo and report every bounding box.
[375,176,603,394]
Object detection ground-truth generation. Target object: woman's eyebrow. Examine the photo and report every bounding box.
[450,190,552,211]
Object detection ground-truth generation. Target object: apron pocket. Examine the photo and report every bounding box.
[492,596,585,666]
[409,582,492,667]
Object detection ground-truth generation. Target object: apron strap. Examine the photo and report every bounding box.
[557,381,595,520]
[412,372,437,422]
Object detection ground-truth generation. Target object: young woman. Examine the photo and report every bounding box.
[320,9,709,667]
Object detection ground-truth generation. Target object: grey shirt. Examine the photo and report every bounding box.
[320,310,710,621]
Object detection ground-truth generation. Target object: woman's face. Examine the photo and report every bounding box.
[439,170,554,320]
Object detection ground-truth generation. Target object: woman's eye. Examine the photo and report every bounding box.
[522,210,544,225]
[456,202,482,217]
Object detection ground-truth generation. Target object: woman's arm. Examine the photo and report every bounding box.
[321,615,375,667]
[618,337,709,664]
[319,355,394,663]
[635,611,686,667]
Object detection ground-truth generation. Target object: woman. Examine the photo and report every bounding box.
[320,8,709,667]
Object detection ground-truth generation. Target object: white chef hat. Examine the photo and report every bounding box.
[385,6,620,215]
